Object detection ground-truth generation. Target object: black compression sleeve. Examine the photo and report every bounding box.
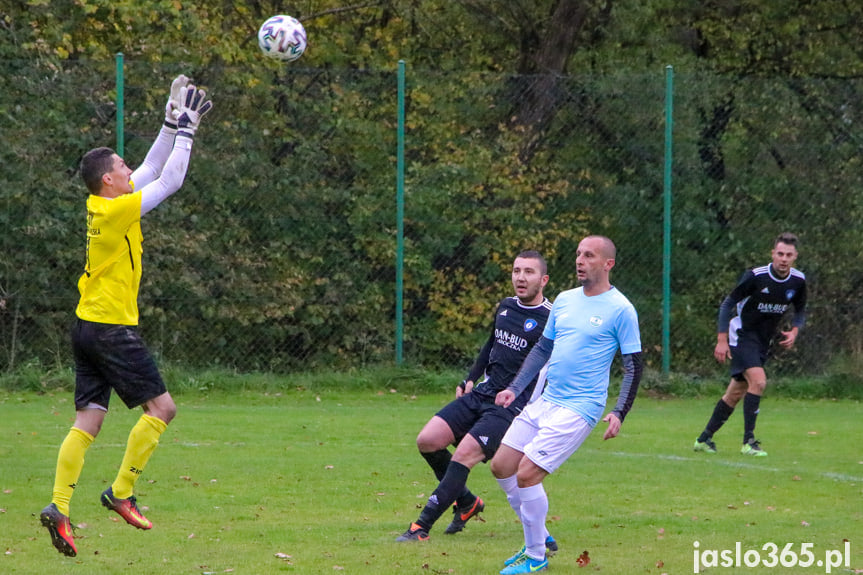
[611,352,643,422]
[717,295,736,333]
[507,336,554,397]
[466,334,493,384]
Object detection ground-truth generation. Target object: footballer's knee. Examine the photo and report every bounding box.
[74,407,107,437]
[489,457,504,478]
[416,417,454,452]
[144,392,177,424]
[416,431,443,453]
[490,445,521,479]
[747,380,767,395]
[451,439,485,469]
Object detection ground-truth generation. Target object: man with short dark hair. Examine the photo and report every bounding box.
[396,251,554,544]
[694,232,807,457]
[40,75,212,557]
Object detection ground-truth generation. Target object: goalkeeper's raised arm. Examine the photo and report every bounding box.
[140,80,213,215]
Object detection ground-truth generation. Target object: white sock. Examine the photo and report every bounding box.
[518,483,549,560]
[496,474,522,521]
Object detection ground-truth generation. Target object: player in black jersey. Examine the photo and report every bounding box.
[694,233,807,457]
[396,251,553,542]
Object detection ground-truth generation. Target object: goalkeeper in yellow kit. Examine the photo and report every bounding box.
[40,75,212,557]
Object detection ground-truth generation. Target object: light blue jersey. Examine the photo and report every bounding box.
[541,286,642,426]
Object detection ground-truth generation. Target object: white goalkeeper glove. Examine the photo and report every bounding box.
[164,74,190,128]
[175,84,213,138]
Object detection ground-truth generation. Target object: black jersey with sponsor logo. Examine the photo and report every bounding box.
[465,296,552,403]
[727,264,807,348]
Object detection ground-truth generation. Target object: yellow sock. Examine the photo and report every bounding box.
[52,427,95,516]
[111,414,168,499]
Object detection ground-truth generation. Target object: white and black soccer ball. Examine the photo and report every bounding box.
[257,15,307,62]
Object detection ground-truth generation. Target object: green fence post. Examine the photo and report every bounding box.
[395,60,406,365]
[115,53,124,156]
[662,65,674,375]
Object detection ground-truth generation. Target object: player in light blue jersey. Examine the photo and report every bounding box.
[489,236,643,574]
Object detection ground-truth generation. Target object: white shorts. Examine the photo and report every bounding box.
[501,396,593,474]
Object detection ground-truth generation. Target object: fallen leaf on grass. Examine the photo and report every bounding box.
[275,552,293,561]
[577,550,590,567]
[792,475,801,481]
[656,560,664,567]
[800,521,810,527]
[333,566,345,570]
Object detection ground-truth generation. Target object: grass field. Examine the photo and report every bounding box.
[1,388,860,574]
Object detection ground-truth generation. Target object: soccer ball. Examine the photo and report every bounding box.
[258,15,307,62]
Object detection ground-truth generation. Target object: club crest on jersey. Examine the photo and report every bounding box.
[785,289,796,300]
[590,316,603,327]
[524,318,538,332]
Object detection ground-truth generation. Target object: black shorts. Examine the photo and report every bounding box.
[435,392,519,461]
[71,319,166,410]
[729,335,769,381]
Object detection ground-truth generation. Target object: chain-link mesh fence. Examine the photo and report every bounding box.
[2,59,861,378]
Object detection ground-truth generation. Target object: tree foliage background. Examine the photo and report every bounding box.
[2,0,862,380]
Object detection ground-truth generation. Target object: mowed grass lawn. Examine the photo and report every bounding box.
[1,389,860,574]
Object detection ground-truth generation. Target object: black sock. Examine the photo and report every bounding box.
[454,485,475,509]
[743,392,761,444]
[699,398,734,441]
[421,449,451,482]
[417,462,471,530]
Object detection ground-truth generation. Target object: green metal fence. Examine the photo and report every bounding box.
[2,57,861,379]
